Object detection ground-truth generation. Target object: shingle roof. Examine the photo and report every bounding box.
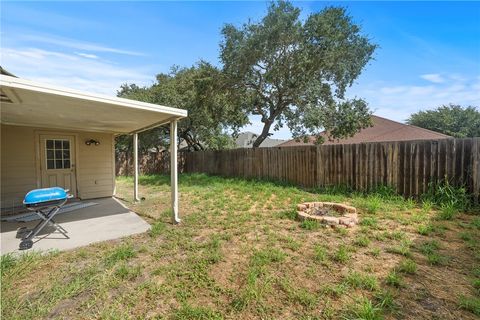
[278,115,451,147]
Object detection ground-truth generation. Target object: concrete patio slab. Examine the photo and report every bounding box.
[1,197,150,254]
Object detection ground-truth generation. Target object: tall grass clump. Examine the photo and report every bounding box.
[421,179,470,211]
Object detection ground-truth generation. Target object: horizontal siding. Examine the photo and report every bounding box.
[1,125,115,210]
[77,132,114,199]
[1,125,37,208]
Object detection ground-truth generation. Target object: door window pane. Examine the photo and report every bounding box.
[45,139,71,170]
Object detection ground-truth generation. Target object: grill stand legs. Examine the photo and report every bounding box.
[19,200,69,250]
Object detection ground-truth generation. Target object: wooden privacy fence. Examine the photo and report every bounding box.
[182,138,480,203]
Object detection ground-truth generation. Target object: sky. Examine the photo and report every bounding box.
[1,1,479,139]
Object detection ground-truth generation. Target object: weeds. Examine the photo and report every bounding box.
[398,259,417,274]
[419,240,447,265]
[333,244,351,264]
[172,304,223,320]
[417,223,435,236]
[422,179,470,211]
[344,297,383,320]
[458,295,480,316]
[360,217,379,228]
[1,254,17,275]
[300,219,321,230]
[362,195,382,214]
[387,239,412,257]
[437,203,458,220]
[385,270,403,287]
[2,174,477,320]
[344,271,378,291]
[313,244,328,264]
[354,235,371,247]
[374,289,397,311]
[105,243,136,267]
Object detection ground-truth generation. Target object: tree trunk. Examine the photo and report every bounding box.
[252,119,274,148]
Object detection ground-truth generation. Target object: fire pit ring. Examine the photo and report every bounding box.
[297,202,358,228]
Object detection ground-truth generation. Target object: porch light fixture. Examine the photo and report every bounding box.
[85,139,100,146]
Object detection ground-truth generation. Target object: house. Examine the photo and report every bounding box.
[236,131,285,148]
[278,115,451,147]
[0,71,187,223]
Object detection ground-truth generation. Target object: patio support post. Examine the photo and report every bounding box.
[170,119,180,224]
[133,133,140,202]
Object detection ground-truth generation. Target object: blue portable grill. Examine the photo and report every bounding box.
[18,187,72,250]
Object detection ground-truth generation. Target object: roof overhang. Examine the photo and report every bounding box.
[0,75,187,134]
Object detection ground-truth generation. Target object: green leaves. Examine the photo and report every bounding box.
[220,1,376,147]
[117,62,249,152]
[407,104,480,138]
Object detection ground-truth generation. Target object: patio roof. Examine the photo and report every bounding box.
[0,75,187,134]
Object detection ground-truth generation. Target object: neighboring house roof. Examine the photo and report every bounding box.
[236,131,286,148]
[278,115,451,147]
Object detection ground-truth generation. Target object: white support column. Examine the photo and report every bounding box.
[133,133,140,202]
[170,119,180,224]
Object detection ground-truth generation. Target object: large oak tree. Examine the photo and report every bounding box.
[220,1,377,147]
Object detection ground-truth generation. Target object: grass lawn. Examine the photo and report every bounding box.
[2,174,480,319]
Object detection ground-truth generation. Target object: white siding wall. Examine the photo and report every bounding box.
[1,125,37,209]
[1,124,115,209]
[77,131,115,199]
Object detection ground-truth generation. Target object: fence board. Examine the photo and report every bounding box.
[117,138,480,203]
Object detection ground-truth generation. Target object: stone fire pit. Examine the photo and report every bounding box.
[297,202,358,228]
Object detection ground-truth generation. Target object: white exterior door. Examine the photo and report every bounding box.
[39,134,77,196]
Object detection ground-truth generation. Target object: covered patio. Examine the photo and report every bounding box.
[0,74,187,253]
[1,198,150,254]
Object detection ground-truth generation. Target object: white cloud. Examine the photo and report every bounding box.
[349,74,480,122]
[20,34,145,56]
[420,73,445,83]
[75,52,99,59]
[0,47,154,95]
